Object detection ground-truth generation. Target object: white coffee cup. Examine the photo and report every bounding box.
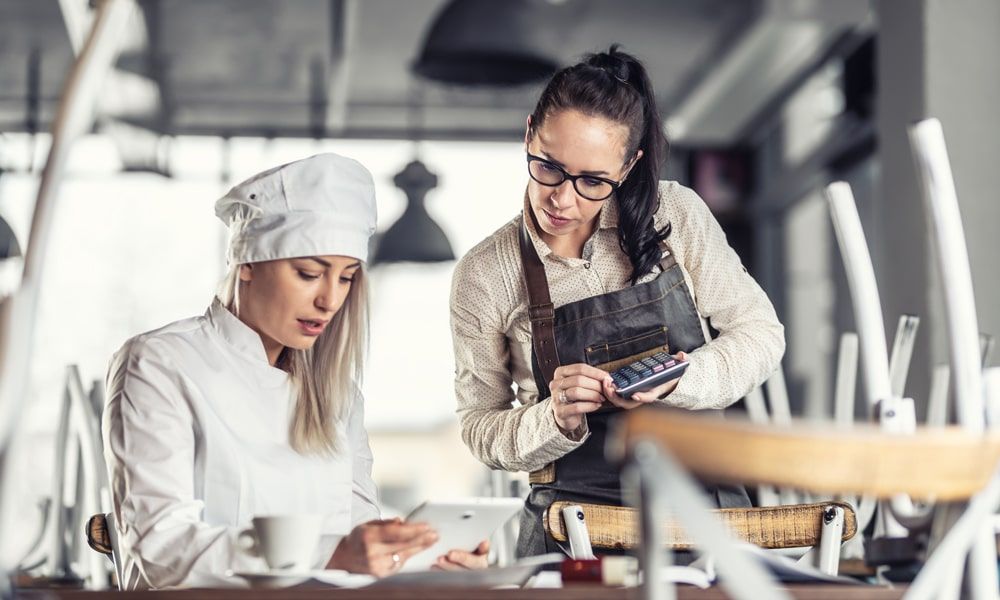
[238,515,323,572]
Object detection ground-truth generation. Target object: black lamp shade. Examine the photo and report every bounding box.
[412,0,564,86]
[372,160,455,264]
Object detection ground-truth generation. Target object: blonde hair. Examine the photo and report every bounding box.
[218,263,369,455]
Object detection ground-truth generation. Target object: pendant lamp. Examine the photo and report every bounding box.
[371,159,455,264]
[412,0,565,86]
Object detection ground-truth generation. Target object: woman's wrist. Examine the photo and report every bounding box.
[554,414,587,441]
[325,539,348,570]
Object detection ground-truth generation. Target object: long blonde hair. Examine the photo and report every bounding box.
[218,263,369,455]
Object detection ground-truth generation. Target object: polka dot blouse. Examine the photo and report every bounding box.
[449,181,785,473]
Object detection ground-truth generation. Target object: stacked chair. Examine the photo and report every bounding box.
[606,117,1000,599]
[18,367,112,590]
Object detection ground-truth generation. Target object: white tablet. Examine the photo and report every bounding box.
[401,497,523,572]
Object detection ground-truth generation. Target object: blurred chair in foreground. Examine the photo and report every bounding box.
[611,117,1000,600]
[612,407,1000,600]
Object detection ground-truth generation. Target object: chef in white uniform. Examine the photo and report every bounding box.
[103,153,485,590]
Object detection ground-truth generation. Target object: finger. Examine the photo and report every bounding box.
[387,535,438,564]
[604,394,644,410]
[559,374,611,394]
[440,550,487,570]
[602,378,632,402]
[634,377,682,402]
[373,521,434,543]
[614,393,654,406]
[475,540,490,555]
[432,555,467,571]
[562,386,605,404]
[553,363,612,383]
[374,531,439,556]
[601,380,644,409]
[554,400,603,417]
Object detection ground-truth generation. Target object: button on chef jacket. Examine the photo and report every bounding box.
[102,298,380,590]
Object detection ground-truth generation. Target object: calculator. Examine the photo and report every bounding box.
[610,352,689,397]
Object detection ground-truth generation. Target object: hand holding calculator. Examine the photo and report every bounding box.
[609,352,689,398]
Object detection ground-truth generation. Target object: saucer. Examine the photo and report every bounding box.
[229,570,312,589]
[229,569,375,589]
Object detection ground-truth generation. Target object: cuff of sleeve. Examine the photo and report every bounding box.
[659,354,705,409]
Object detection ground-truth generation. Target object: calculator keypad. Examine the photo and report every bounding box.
[610,353,681,392]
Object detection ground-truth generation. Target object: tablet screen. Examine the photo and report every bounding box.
[402,497,523,571]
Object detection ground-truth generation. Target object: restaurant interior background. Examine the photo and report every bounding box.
[1,0,999,577]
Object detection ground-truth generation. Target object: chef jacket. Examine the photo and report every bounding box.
[102,298,380,589]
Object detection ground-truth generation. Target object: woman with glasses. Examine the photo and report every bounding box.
[104,154,486,589]
[450,46,785,556]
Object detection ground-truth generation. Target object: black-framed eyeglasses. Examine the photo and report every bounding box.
[526,153,622,201]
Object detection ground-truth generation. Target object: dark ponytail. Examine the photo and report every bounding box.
[528,45,670,285]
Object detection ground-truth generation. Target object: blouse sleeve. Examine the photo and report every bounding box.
[663,185,786,410]
[103,338,264,589]
[450,247,587,473]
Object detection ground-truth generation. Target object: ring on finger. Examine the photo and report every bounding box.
[391,552,401,569]
[558,390,570,404]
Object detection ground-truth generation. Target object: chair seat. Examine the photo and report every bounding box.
[86,513,112,556]
[610,407,1000,501]
[545,500,856,550]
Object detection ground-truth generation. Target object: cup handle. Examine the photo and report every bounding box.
[237,528,259,557]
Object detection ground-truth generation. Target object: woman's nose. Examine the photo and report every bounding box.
[550,180,576,208]
[315,278,338,311]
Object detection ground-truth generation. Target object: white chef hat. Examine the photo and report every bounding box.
[215,153,377,265]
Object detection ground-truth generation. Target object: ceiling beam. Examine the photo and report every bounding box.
[665,0,870,145]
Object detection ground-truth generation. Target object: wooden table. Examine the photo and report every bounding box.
[15,584,907,599]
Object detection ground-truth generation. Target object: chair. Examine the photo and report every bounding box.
[544,500,856,574]
[85,513,122,590]
[16,366,111,589]
[610,408,1000,600]
[610,118,1000,600]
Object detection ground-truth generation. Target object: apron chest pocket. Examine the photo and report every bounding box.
[584,326,669,372]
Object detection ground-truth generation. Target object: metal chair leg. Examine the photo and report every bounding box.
[632,440,792,600]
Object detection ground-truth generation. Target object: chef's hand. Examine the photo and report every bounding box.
[327,517,438,577]
[550,363,610,434]
[603,352,688,410]
[432,540,490,571]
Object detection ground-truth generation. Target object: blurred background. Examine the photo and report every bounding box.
[1,0,999,574]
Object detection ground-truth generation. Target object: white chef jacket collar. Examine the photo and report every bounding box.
[207,298,286,373]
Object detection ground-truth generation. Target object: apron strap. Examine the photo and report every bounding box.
[519,219,560,387]
[658,242,677,272]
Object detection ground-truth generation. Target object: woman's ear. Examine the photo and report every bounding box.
[238,263,253,283]
[623,149,644,178]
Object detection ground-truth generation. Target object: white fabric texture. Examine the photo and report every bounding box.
[102,299,380,589]
[450,181,786,472]
[215,152,377,265]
